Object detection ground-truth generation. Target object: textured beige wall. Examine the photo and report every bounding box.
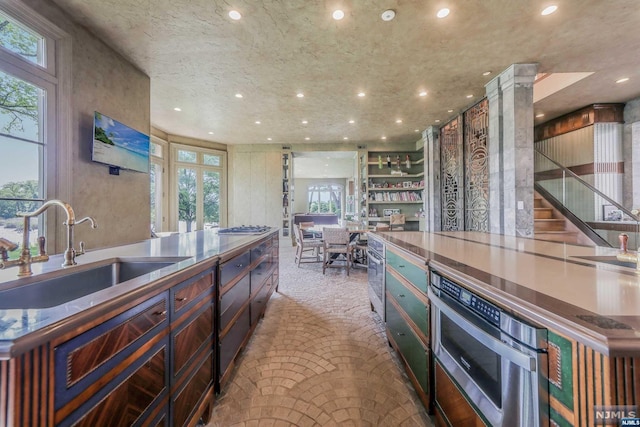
[21,0,151,250]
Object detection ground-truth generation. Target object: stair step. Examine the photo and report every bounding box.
[534,197,545,208]
[534,219,566,231]
[534,208,553,219]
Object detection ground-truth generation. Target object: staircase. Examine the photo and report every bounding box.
[534,193,583,244]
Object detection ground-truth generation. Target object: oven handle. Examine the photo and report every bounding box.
[367,251,383,265]
[429,289,537,372]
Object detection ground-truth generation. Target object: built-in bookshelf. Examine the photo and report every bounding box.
[281,151,291,237]
[361,151,425,230]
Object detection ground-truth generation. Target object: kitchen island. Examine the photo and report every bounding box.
[0,228,278,427]
[376,230,640,427]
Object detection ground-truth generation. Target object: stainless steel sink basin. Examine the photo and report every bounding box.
[0,257,188,309]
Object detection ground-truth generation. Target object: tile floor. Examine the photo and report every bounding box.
[209,240,432,427]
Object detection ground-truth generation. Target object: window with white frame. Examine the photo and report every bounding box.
[170,144,225,232]
[308,184,343,216]
[150,137,167,233]
[0,5,67,253]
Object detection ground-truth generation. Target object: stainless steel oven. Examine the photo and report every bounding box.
[429,269,549,427]
[367,234,385,320]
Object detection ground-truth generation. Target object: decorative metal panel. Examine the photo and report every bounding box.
[464,99,489,232]
[440,117,463,231]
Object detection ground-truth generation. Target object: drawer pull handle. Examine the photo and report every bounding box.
[176,297,188,302]
[397,294,405,298]
[236,263,243,268]
[397,332,405,337]
[153,310,167,316]
[398,264,406,268]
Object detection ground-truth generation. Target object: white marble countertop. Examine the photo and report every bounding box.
[0,229,275,358]
[377,231,640,356]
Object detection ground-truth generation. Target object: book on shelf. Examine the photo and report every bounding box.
[369,191,423,202]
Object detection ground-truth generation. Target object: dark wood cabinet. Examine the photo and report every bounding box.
[217,233,279,389]
[52,263,216,427]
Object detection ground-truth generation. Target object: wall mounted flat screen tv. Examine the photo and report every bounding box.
[92,111,150,173]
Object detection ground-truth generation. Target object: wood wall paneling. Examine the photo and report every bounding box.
[534,104,624,141]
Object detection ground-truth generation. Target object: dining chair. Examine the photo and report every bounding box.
[299,221,320,239]
[322,227,353,275]
[293,223,323,267]
[389,214,405,231]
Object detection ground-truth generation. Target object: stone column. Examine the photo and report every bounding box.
[486,64,537,237]
[423,126,441,231]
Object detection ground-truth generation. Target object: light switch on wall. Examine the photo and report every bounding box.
[517,201,524,210]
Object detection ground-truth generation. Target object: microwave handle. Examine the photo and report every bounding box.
[429,289,537,372]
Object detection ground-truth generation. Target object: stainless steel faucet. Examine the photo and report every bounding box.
[0,200,97,276]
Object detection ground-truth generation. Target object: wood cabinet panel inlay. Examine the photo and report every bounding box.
[435,362,486,426]
[172,351,213,427]
[548,341,562,388]
[73,346,166,427]
[173,273,212,314]
[173,305,214,377]
[66,299,167,387]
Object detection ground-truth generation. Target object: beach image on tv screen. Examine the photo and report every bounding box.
[93,112,149,173]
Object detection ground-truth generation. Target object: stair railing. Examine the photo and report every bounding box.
[534,148,640,249]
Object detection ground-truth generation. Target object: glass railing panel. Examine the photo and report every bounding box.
[534,150,640,250]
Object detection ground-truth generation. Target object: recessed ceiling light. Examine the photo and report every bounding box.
[396,119,403,124]
[357,92,366,97]
[447,109,453,113]
[343,137,349,140]
[381,136,387,140]
[305,137,310,140]
[483,71,491,76]
[324,164,329,167]
[228,10,242,20]
[267,137,272,141]
[255,120,261,124]
[332,9,345,20]
[541,5,557,16]
[536,113,545,118]
[436,8,450,18]
[349,119,355,124]
[173,107,182,111]
[616,77,630,84]
[208,131,214,135]
[296,93,304,98]
[235,93,243,98]
[419,91,428,97]
[415,129,420,132]
[435,119,441,123]
[381,9,395,21]
[302,120,308,124]
[466,94,473,98]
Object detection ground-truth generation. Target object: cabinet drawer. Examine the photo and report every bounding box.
[171,350,214,427]
[386,272,429,339]
[220,251,250,288]
[60,338,168,427]
[386,299,429,394]
[219,307,250,377]
[250,258,273,292]
[251,240,271,262]
[172,304,214,380]
[250,279,270,326]
[386,247,427,293]
[55,292,169,410]
[219,273,250,332]
[171,269,214,318]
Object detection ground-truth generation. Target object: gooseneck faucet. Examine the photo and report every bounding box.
[0,200,97,277]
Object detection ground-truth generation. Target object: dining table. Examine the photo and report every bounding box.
[300,224,369,265]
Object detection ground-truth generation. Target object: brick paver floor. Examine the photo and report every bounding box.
[209,240,432,426]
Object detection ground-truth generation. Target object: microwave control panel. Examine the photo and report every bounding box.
[434,272,501,327]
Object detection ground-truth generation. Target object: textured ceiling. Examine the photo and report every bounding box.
[51,0,640,146]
